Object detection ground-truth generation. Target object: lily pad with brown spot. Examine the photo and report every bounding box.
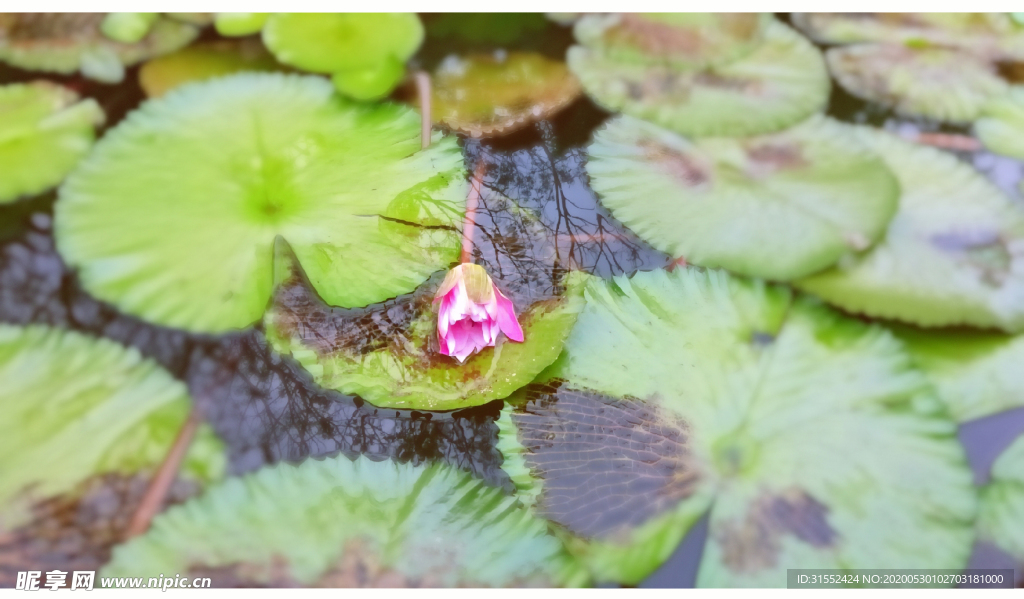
[573,13,771,70]
[263,239,588,411]
[585,115,899,280]
[103,455,590,587]
[0,13,199,83]
[826,44,1008,124]
[792,13,1024,62]
[431,52,582,138]
[497,267,976,585]
[0,324,225,536]
[139,40,284,98]
[796,127,1024,332]
[977,434,1024,565]
[568,19,830,137]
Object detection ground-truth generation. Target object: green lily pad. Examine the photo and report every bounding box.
[977,435,1024,563]
[826,44,1008,124]
[262,13,423,74]
[55,73,466,334]
[264,240,587,410]
[568,19,829,138]
[573,13,771,70]
[0,81,104,204]
[976,86,1024,160]
[0,13,199,83]
[889,324,1024,422]
[103,454,590,587]
[139,40,283,98]
[214,13,269,37]
[331,55,406,102]
[100,12,159,44]
[586,115,898,280]
[431,52,582,138]
[498,267,976,586]
[0,324,225,532]
[796,127,1024,332]
[792,13,1024,62]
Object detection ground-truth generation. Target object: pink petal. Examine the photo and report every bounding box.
[494,287,524,342]
[437,294,453,339]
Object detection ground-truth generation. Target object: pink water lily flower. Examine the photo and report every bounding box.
[433,263,524,363]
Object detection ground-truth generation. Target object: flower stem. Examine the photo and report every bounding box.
[461,161,485,264]
[123,408,201,539]
[415,71,432,150]
[905,132,982,152]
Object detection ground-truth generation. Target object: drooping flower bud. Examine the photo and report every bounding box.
[433,263,524,363]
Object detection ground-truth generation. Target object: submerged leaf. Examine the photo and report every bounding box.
[889,324,1024,422]
[139,40,283,98]
[55,73,466,333]
[796,128,1024,332]
[0,13,199,83]
[976,86,1024,160]
[498,268,975,586]
[427,13,549,45]
[977,435,1024,564]
[0,324,224,532]
[103,455,589,587]
[792,13,1024,62]
[264,240,587,410]
[573,13,771,70]
[568,19,829,137]
[826,44,1008,124]
[586,115,899,280]
[431,52,582,138]
[0,82,104,204]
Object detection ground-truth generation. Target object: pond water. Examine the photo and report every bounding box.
[1,12,1023,588]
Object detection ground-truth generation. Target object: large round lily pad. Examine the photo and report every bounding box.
[976,86,1024,160]
[497,267,976,586]
[0,81,104,204]
[139,40,284,98]
[55,73,467,334]
[264,239,587,410]
[977,435,1024,565]
[792,13,1024,62]
[103,454,589,587]
[826,44,1008,124]
[796,127,1024,332]
[0,13,199,83]
[431,52,582,138]
[889,324,1024,422]
[0,324,225,532]
[568,19,830,138]
[572,13,771,70]
[586,115,898,280]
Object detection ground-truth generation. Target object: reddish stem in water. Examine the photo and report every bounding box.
[461,161,486,264]
[415,71,432,150]
[907,132,983,152]
[123,408,201,539]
